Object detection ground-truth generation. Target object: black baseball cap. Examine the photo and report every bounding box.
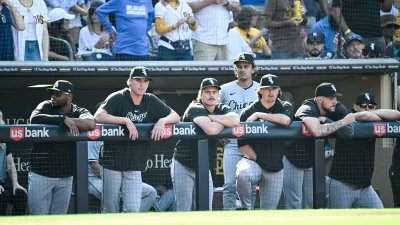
[129,66,152,81]
[363,43,381,58]
[46,80,74,94]
[234,52,255,65]
[315,83,342,97]
[356,92,377,105]
[259,74,280,88]
[307,32,325,44]
[200,78,220,90]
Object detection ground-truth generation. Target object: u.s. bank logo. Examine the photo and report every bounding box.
[373,123,386,137]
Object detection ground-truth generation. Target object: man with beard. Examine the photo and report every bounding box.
[283,82,355,209]
[172,78,240,211]
[94,66,180,213]
[236,74,293,210]
[29,80,95,215]
[304,32,327,59]
[334,34,365,59]
[328,92,400,208]
[219,52,260,210]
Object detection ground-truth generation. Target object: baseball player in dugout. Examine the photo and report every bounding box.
[172,78,240,211]
[94,66,180,213]
[283,82,355,209]
[219,52,260,210]
[328,92,400,209]
[236,74,293,210]
[29,80,96,215]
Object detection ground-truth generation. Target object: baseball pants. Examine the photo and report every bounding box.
[102,168,156,213]
[236,158,284,210]
[389,164,400,207]
[171,158,213,211]
[327,177,383,208]
[28,172,73,215]
[282,156,313,209]
[88,176,102,200]
[152,189,177,212]
[223,141,256,210]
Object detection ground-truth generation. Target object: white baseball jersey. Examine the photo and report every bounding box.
[220,81,260,115]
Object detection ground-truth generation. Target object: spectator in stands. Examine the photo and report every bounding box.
[381,14,400,44]
[0,111,27,216]
[334,34,365,59]
[172,78,239,211]
[239,0,265,30]
[310,2,339,58]
[151,184,177,212]
[304,32,328,59]
[228,22,252,60]
[331,0,392,55]
[264,0,308,59]
[29,80,95,215]
[187,0,240,61]
[0,0,25,61]
[154,0,198,61]
[45,0,88,54]
[96,0,154,61]
[94,67,179,213]
[283,83,354,209]
[78,1,113,59]
[328,92,400,209]
[10,0,49,61]
[234,6,272,59]
[386,30,400,59]
[236,74,293,210]
[48,8,75,61]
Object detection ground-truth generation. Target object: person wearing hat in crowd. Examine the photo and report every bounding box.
[333,33,365,59]
[328,92,400,208]
[29,80,95,215]
[381,14,400,45]
[236,74,293,210]
[304,32,328,59]
[47,8,75,61]
[172,78,240,211]
[219,52,260,210]
[283,82,355,209]
[94,66,179,213]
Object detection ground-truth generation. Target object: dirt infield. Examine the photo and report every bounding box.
[1,209,400,225]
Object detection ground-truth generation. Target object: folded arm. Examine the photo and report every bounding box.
[193,116,225,135]
[208,112,240,128]
[255,113,291,126]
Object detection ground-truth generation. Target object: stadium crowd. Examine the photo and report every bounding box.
[0,0,399,61]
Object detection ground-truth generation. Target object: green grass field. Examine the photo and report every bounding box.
[1,209,400,225]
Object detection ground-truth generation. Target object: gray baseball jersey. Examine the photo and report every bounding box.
[220,81,260,115]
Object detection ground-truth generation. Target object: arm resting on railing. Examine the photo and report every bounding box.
[303,117,347,137]
[324,118,354,139]
[208,112,240,128]
[193,116,225,135]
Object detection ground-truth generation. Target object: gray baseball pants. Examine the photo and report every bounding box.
[326,177,383,209]
[223,141,257,210]
[89,176,102,200]
[171,158,213,211]
[236,158,284,210]
[282,156,313,209]
[102,168,156,213]
[28,172,73,215]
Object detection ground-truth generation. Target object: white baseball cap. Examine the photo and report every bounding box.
[49,8,75,23]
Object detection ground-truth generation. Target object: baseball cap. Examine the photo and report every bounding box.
[347,34,363,46]
[200,78,220,90]
[315,83,342,97]
[46,80,74,94]
[355,92,377,105]
[381,14,400,28]
[363,43,381,58]
[234,52,255,65]
[129,66,152,81]
[307,32,325,44]
[259,74,280,88]
[49,8,75,23]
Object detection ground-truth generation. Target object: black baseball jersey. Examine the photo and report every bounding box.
[285,98,348,168]
[393,138,400,166]
[99,88,172,171]
[173,101,232,170]
[238,99,293,172]
[30,101,93,178]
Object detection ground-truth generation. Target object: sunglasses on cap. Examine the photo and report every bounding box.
[359,103,376,109]
[51,91,70,97]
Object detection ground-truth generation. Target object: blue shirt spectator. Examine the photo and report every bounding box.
[310,16,337,57]
[0,6,14,61]
[45,0,85,14]
[96,0,154,58]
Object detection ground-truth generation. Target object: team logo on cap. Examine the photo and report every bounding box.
[210,79,215,85]
[365,93,371,100]
[240,54,246,60]
[331,85,337,92]
[142,68,147,76]
[55,82,59,88]
[313,33,317,37]
[370,43,375,50]
[268,77,274,84]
